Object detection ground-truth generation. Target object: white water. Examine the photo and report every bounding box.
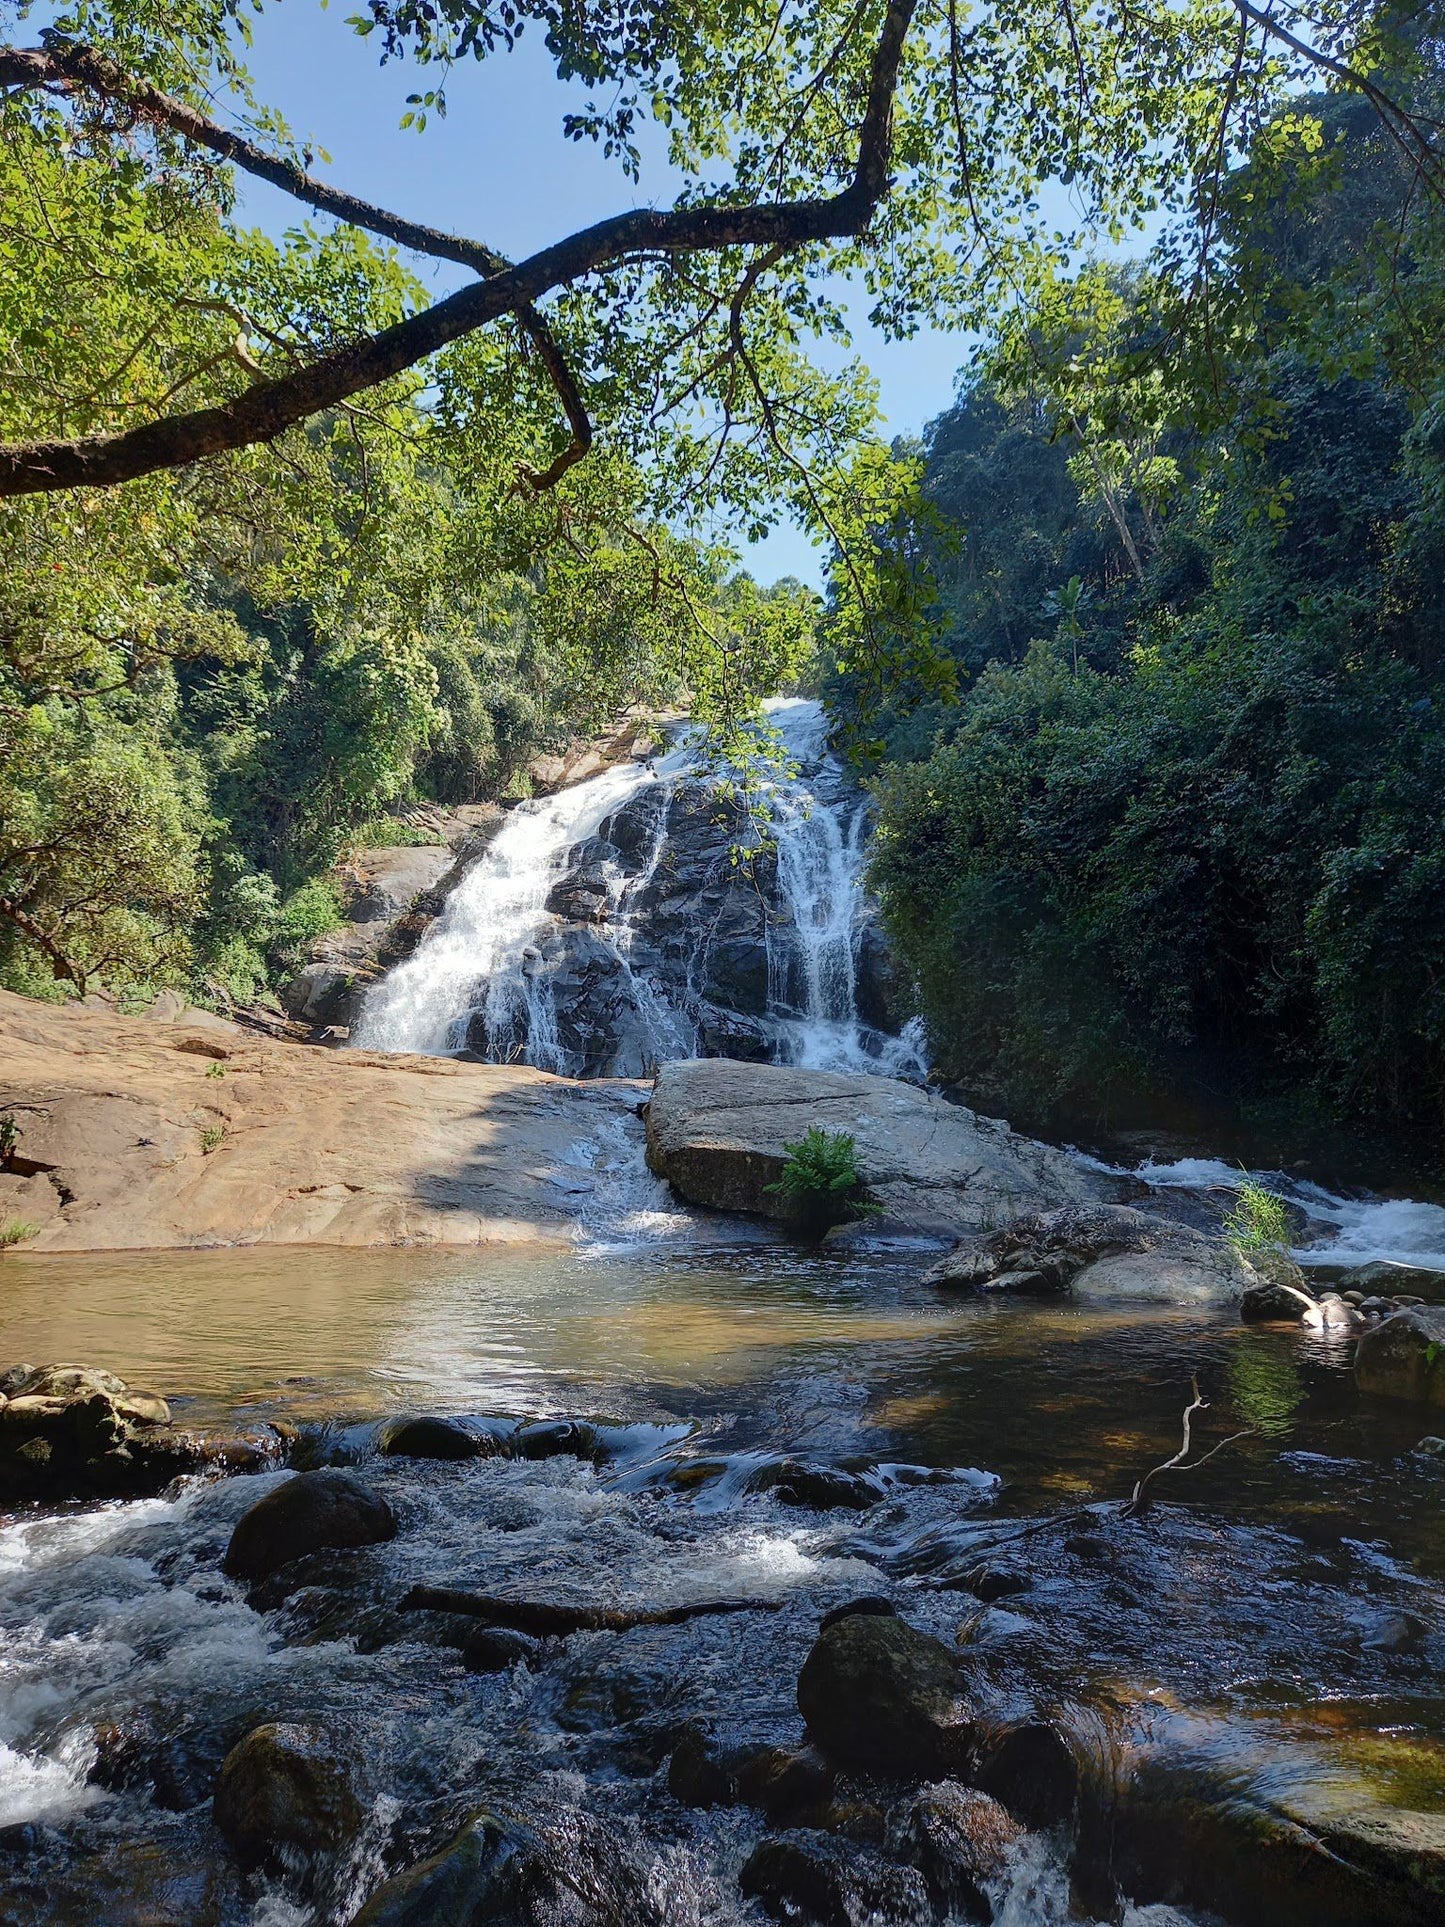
[353,698,926,1081]
[1101,1153,1445,1272]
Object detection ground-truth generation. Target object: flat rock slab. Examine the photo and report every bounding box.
[645,1058,1113,1235]
[0,989,645,1251]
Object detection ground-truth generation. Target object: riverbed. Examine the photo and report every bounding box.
[3,1233,1443,1925]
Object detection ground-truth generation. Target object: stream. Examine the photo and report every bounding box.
[3,703,1444,1926]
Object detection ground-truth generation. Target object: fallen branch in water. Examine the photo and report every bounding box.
[397,1587,786,1635]
[1122,1376,1257,1520]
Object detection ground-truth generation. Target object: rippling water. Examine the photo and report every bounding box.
[3,1239,1444,1924]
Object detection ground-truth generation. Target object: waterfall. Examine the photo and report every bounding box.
[352,698,926,1080]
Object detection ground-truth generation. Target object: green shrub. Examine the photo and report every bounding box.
[1223,1179,1293,1253]
[346,816,447,850]
[199,1124,227,1154]
[266,878,345,977]
[766,1128,879,1232]
[0,1218,39,1248]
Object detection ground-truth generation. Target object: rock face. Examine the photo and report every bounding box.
[796,1612,978,1779]
[923,1202,1260,1306]
[223,1469,397,1582]
[1356,1306,1445,1407]
[0,1361,279,1500]
[646,1059,1113,1236]
[213,1722,364,1875]
[0,989,648,1249]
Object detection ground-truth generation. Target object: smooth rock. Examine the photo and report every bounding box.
[348,1812,546,1926]
[379,1415,489,1460]
[223,1469,397,1582]
[647,1059,1112,1236]
[460,1626,545,1674]
[797,1612,978,1779]
[213,1722,364,1876]
[926,1203,1259,1307]
[0,987,651,1250]
[1356,1306,1445,1407]
[972,1718,1079,1828]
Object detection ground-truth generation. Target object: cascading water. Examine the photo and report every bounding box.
[352,698,926,1081]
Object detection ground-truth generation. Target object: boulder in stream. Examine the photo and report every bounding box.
[646,1059,1113,1236]
[0,1361,280,1501]
[213,1721,365,1876]
[1355,1305,1445,1407]
[796,1611,979,1779]
[738,1830,932,1927]
[223,1467,397,1582]
[924,1202,1262,1307]
[888,1780,1024,1915]
[379,1414,491,1460]
[348,1810,548,1926]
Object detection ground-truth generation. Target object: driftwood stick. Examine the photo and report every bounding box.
[1123,1375,1257,1518]
[398,1587,786,1634]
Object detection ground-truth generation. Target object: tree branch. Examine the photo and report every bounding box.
[0,2,917,497]
[3,35,594,486]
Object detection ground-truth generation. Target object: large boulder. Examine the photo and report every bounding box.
[647,1059,1112,1236]
[213,1721,364,1876]
[797,1611,978,1779]
[223,1468,397,1582]
[0,1361,278,1500]
[1356,1306,1445,1407]
[923,1202,1260,1307]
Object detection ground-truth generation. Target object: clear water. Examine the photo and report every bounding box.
[3,1242,1445,1924]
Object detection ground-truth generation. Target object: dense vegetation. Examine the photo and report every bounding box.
[0,43,813,1005]
[849,71,1445,1155]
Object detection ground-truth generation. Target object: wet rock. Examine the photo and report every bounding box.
[971,1718,1079,1829]
[647,1059,1110,1235]
[515,1417,599,1460]
[959,1565,1031,1603]
[1340,1259,1445,1297]
[278,962,358,1028]
[925,1203,1258,1308]
[349,1811,548,1926]
[212,1721,364,1876]
[1112,1755,1445,1927]
[461,1625,545,1673]
[222,1468,397,1582]
[0,1360,259,1500]
[889,1780,1024,1916]
[379,1415,490,1460]
[1356,1608,1428,1654]
[819,1596,897,1633]
[1356,1306,1445,1407]
[738,1830,931,1927]
[91,1708,247,1811]
[797,1611,978,1779]
[1241,1249,1318,1321]
[668,1727,835,1818]
[756,1459,885,1511]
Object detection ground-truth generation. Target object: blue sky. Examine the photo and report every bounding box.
[230,0,975,585]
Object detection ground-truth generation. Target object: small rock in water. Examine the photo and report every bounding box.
[213,1722,364,1877]
[461,1625,545,1674]
[1356,1306,1445,1408]
[379,1414,489,1460]
[1357,1608,1429,1654]
[738,1830,932,1927]
[348,1810,548,1925]
[222,1467,397,1582]
[888,1780,1025,1915]
[797,1611,977,1779]
[959,1564,1031,1602]
[516,1418,599,1461]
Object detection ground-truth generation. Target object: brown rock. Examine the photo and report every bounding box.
[797,1612,978,1779]
[223,1469,397,1582]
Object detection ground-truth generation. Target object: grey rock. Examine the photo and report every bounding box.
[888,1781,1024,1915]
[926,1202,1258,1307]
[1356,1306,1445,1408]
[348,1811,546,1926]
[648,1059,1112,1236]
[223,1468,397,1582]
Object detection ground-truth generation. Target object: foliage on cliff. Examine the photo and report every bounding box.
[860,70,1445,1142]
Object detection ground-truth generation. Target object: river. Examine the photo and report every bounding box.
[2,703,1444,1926]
